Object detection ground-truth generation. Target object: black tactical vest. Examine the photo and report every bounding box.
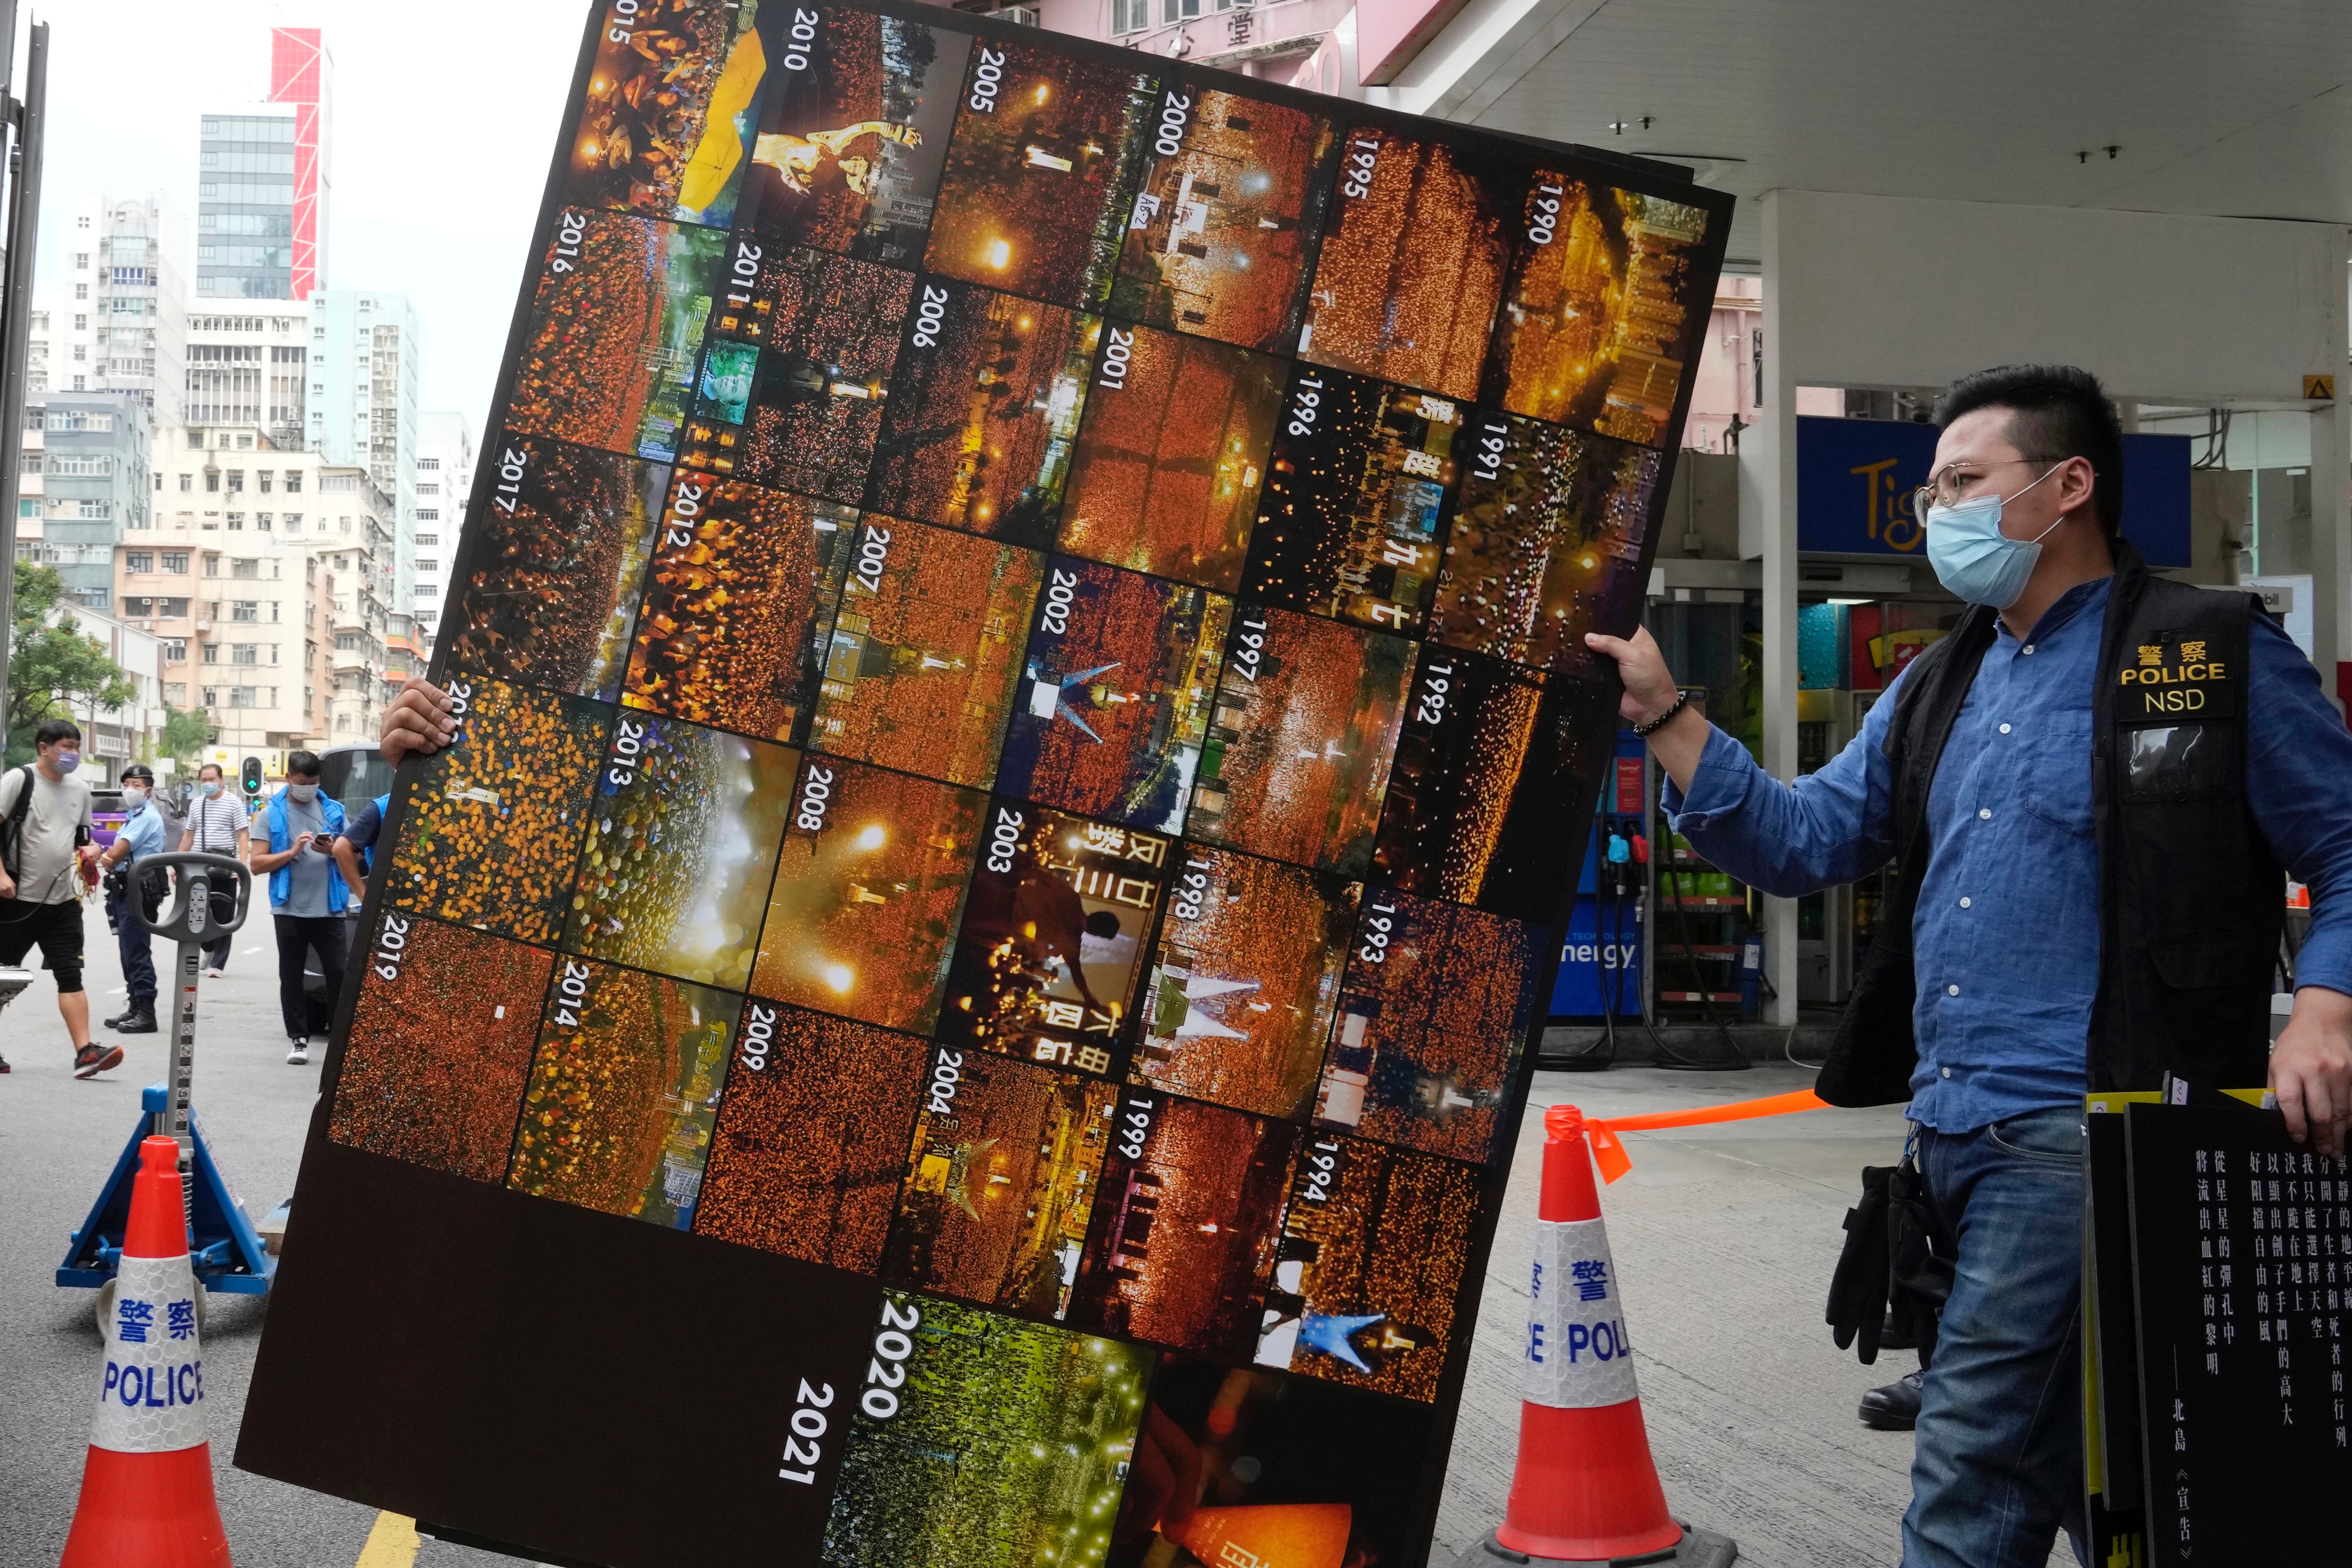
[1814,542,2281,1107]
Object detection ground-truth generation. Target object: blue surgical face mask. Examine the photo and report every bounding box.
[1923,464,2068,609]
[202,780,223,798]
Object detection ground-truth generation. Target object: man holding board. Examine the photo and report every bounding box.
[1586,363,2352,1568]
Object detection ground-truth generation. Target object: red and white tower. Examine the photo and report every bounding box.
[267,26,330,301]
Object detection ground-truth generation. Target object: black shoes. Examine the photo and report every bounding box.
[1859,1367,1926,1430]
[111,1002,158,1034]
[73,1042,126,1079]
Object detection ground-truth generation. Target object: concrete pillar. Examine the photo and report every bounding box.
[1755,194,1801,1028]
[2314,262,2351,721]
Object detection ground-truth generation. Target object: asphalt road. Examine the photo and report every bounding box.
[1,899,2067,1568]
[0,900,508,1568]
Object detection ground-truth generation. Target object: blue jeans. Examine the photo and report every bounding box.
[1904,1106,2089,1568]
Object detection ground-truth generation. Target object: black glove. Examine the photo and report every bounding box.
[1826,1163,1895,1364]
[1887,1158,1954,1370]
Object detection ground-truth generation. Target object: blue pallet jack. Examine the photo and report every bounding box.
[57,852,275,1298]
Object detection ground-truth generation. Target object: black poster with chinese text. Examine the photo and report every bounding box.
[2122,1100,2352,1565]
[235,5,1731,1565]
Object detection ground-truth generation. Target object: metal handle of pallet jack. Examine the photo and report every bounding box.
[129,851,253,944]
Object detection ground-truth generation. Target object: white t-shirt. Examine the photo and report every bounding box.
[0,765,95,905]
[186,792,250,855]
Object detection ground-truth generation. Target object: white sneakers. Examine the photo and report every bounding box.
[204,966,225,980]
[285,1040,310,1065]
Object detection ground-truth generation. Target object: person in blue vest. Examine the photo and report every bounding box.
[330,790,393,895]
[248,751,348,1066]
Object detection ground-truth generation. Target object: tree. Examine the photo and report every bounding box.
[160,704,211,769]
[5,561,136,766]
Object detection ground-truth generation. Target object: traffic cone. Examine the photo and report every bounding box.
[60,1136,232,1567]
[1457,1106,1737,1568]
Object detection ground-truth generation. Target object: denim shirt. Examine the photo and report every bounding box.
[1663,576,2352,1132]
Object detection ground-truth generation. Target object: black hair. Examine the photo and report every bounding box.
[1084,910,1123,939]
[1933,364,2124,540]
[35,718,81,748]
[198,762,223,779]
[286,749,323,779]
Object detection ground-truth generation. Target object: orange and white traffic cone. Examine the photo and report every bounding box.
[60,1135,232,1568]
[1459,1105,1736,1568]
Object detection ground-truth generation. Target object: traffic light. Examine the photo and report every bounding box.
[241,756,264,799]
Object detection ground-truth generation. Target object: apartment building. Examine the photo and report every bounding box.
[125,422,393,751]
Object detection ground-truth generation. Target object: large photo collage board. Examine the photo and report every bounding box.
[241,4,1729,1566]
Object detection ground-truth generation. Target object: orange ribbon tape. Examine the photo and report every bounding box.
[1582,1089,1829,1184]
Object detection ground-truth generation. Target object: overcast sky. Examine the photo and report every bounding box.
[29,0,588,438]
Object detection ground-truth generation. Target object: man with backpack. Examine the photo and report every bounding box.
[0,719,117,1078]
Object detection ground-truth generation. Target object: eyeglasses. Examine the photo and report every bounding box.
[1913,456,2073,519]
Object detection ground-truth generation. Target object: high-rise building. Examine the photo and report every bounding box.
[196,27,332,301]
[50,198,187,417]
[411,411,475,644]
[308,291,421,625]
[185,308,308,451]
[137,421,393,750]
[34,393,153,613]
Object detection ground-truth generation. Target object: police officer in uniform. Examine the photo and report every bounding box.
[1585,364,2352,1568]
[97,763,168,1035]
